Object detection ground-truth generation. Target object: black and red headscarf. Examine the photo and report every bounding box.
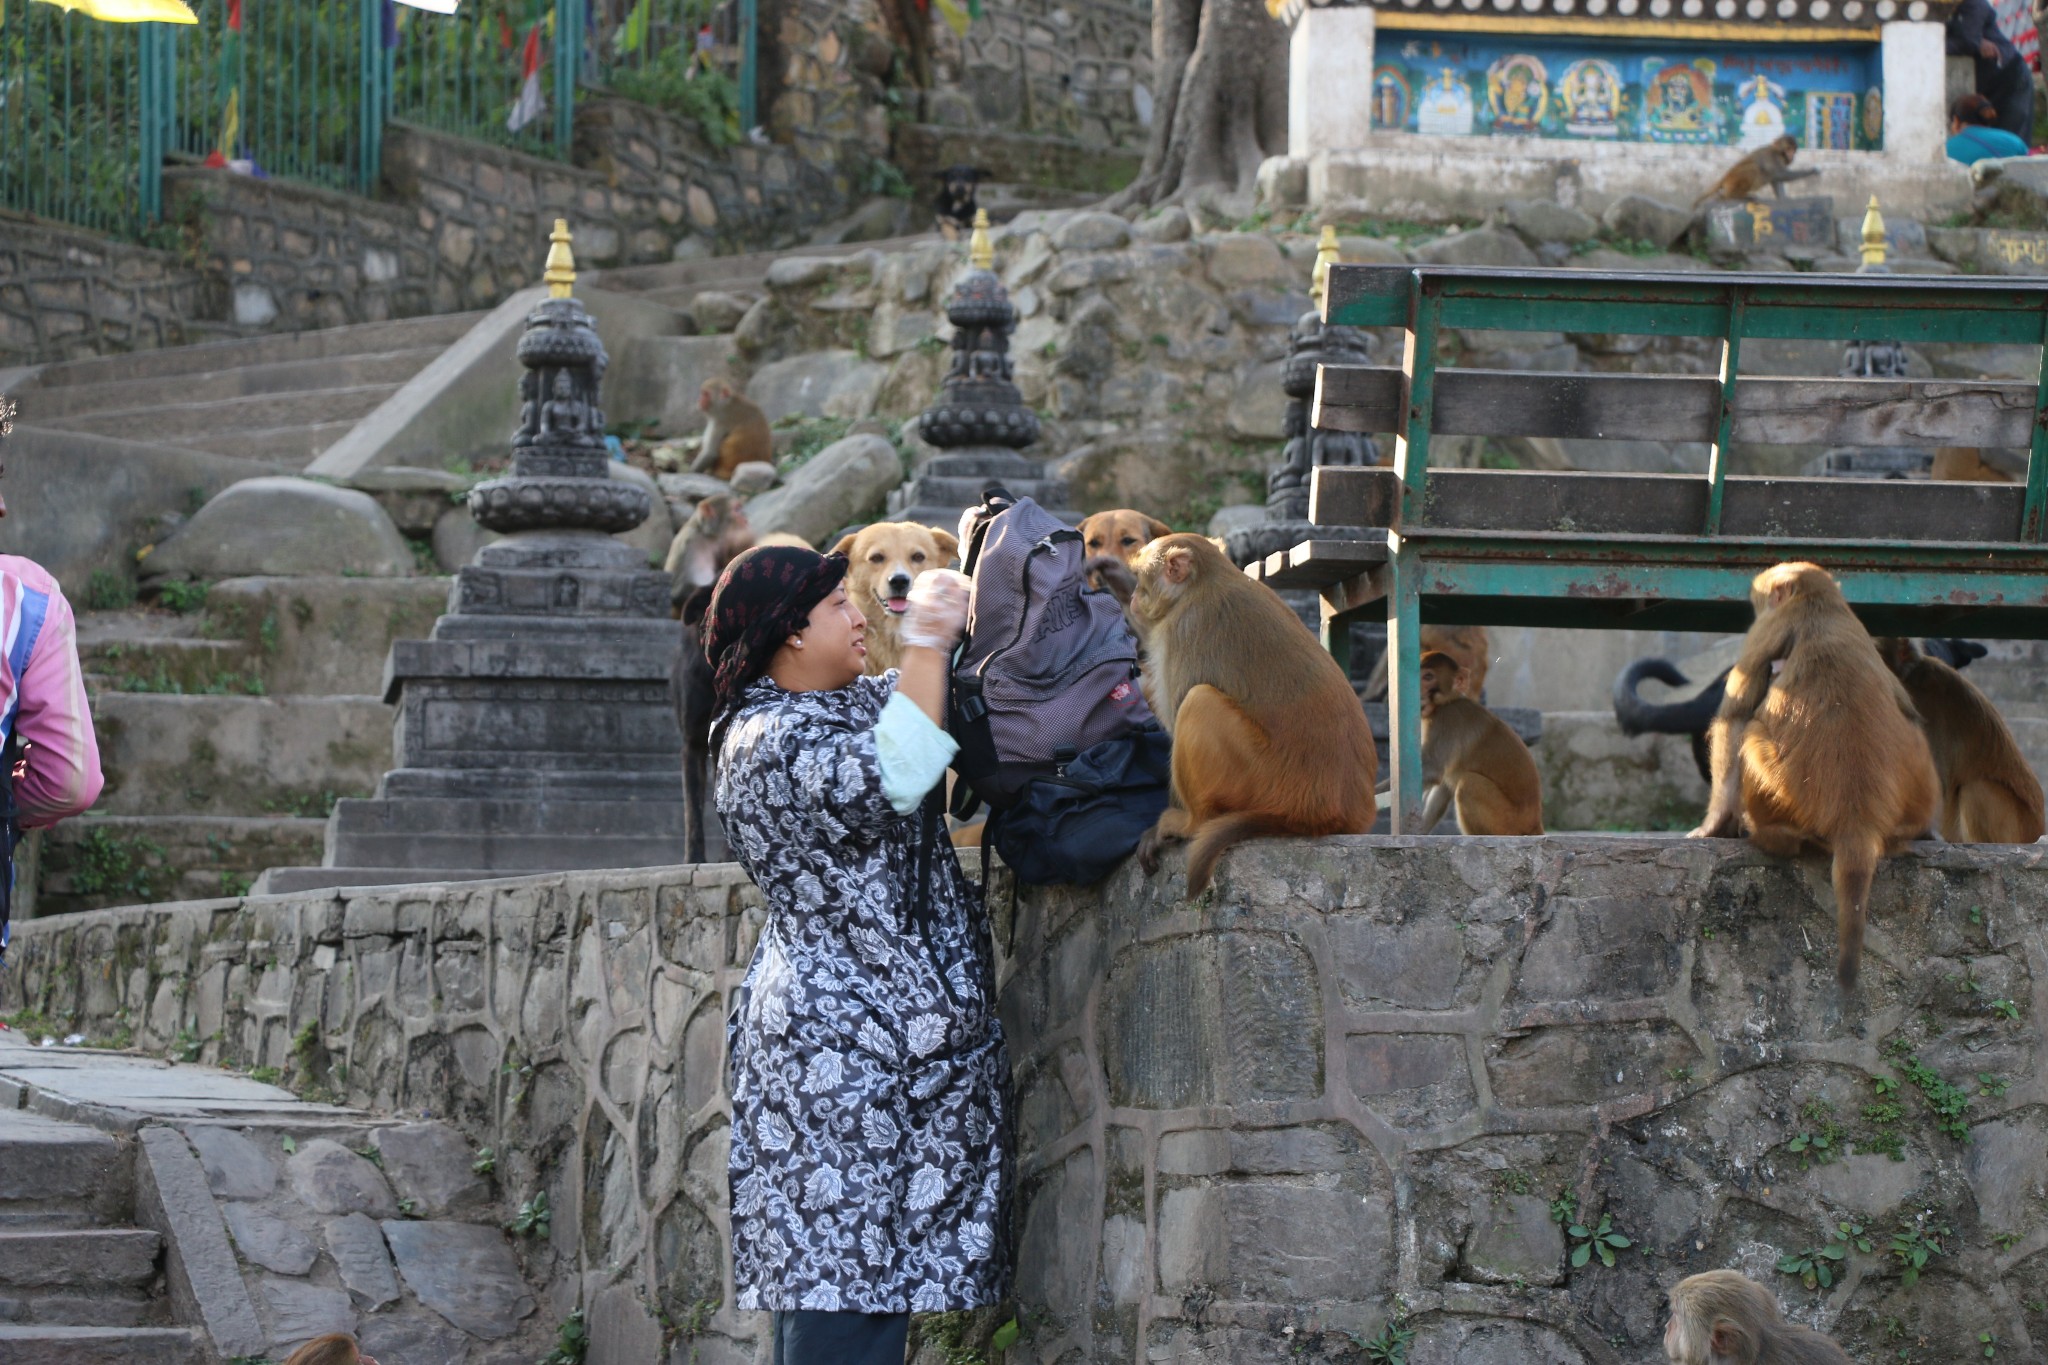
[704,544,849,718]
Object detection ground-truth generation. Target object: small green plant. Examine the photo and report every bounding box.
[1666,1066,1695,1083]
[247,1066,281,1084]
[1563,1205,1632,1268]
[539,1308,588,1365]
[68,827,172,902]
[1889,1218,1948,1288]
[510,1191,552,1238]
[84,569,136,611]
[1778,1220,1871,1290]
[1989,998,2021,1021]
[1353,1317,1415,1364]
[1895,1054,1973,1142]
[396,1197,419,1217]
[1978,1073,2010,1098]
[280,1135,298,1155]
[168,1027,205,1063]
[1979,1330,1996,1358]
[1968,905,1984,925]
[157,579,210,613]
[355,1145,383,1168]
[472,1146,496,1176]
[1494,1169,1533,1196]
[1991,1230,2021,1251]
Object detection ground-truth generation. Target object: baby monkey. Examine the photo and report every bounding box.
[1410,649,1543,836]
[1695,135,1818,206]
[1664,1270,1851,1364]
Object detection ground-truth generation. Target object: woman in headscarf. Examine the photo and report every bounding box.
[702,544,1007,1365]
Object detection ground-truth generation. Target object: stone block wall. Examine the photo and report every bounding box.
[921,0,1152,150]
[0,212,224,366]
[9,838,2048,1364]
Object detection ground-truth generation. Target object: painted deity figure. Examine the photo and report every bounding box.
[1486,53,1547,133]
[1560,58,1622,136]
[1643,59,1719,143]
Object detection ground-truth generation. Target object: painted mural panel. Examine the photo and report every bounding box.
[1371,33,1881,149]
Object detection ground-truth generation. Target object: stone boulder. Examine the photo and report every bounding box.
[744,433,902,546]
[345,466,470,537]
[1505,200,1599,245]
[431,506,499,572]
[1600,195,1697,250]
[747,350,889,423]
[729,461,777,496]
[1409,228,1539,269]
[1051,211,1133,253]
[1204,233,1288,290]
[287,1139,398,1218]
[611,462,675,568]
[145,477,414,581]
[1134,206,1193,243]
[690,291,754,334]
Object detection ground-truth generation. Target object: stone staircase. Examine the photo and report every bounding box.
[32,577,450,917]
[9,313,484,467]
[0,1108,197,1364]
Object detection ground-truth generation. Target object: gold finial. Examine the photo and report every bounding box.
[1311,223,1341,310]
[544,218,576,298]
[1860,195,1887,270]
[968,209,994,270]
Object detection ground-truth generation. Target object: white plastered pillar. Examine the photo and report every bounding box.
[1289,4,1376,159]
[1881,20,1948,162]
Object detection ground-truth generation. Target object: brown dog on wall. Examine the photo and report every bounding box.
[833,521,962,675]
[1125,533,1379,895]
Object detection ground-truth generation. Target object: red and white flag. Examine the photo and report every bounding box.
[506,21,545,132]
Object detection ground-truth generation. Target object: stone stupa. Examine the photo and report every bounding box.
[262,222,689,893]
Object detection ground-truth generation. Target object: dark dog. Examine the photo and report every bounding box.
[934,165,989,239]
[671,585,718,864]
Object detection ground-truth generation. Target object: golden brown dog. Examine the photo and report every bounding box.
[1080,509,1173,572]
[833,521,961,675]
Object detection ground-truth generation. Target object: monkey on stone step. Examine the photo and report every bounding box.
[1687,562,1938,989]
[1663,1270,1852,1364]
[1694,136,1818,207]
[690,378,773,482]
[1406,649,1543,835]
[1877,636,2045,844]
[1123,534,1378,896]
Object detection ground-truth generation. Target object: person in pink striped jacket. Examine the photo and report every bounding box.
[0,549,103,958]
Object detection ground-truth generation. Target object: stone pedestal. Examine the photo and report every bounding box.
[1288,5,1375,160]
[1882,20,1949,163]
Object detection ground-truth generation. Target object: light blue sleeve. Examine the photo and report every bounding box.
[874,691,959,814]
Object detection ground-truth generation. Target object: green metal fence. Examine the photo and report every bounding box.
[2,0,763,242]
[0,3,154,236]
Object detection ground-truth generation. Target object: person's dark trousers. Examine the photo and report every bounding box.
[771,1310,910,1365]
[1984,58,2036,140]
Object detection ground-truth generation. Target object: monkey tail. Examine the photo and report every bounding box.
[1183,812,1288,899]
[1830,831,1882,990]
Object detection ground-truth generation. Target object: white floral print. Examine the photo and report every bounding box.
[715,672,1010,1315]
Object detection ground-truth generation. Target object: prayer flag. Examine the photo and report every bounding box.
[27,0,197,19]
[932,0,968,36]
[506,20,545,132]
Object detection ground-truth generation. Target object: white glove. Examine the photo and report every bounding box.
[900,568,972,652]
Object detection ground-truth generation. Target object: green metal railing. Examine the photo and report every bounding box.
[0,3,153,235]
[2,0,751,241]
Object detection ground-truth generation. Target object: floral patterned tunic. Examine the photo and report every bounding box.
[715,672,1010,1314]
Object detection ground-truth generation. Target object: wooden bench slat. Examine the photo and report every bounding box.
[1313,366,2043,448]
[1309,466,2027,542]
[1250,538,1392,590]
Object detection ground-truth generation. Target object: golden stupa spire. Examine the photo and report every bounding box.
[1860,196,1887,271]
[544,218,576,298]
[1311,223,1341,311]
[969,209,994,270]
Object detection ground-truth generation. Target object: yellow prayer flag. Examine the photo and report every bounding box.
[30,0,198,22]
[932,0,970,38]
[215,86,240,160]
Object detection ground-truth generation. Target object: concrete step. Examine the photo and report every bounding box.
[89,692,391,818]
[0,1112,128,1229]
[28,312,487,389]
[593,234,930,306]
[20,346,446,421]
[35,382,402,443]
[34,814,328,914]
[0,1325,199,1364]
[0,1228,159,1290]
[166,418,361,464]
[78,576,450,699]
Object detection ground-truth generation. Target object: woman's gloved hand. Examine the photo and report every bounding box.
[900,568,973,653]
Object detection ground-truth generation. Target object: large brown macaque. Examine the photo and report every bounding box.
[1694,135,1818,206]
[691,379,774,481]
[1877,636,2045,845]
[1124,533,1378,896]
[1413,650,1543,835]
[1688,562,1937,988]
[1663,1271,1852,1364]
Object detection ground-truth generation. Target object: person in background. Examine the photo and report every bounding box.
[0,460,104,963]
[703,544,1007,1365]
[1949,91,2033,162]
[1951,0,2036,141]
[283,1334,380,1365]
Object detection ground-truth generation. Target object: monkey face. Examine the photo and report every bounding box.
[1417,650,1464,716]
[698,379,731,413]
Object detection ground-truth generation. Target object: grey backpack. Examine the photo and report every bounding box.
[949,488,1157,813]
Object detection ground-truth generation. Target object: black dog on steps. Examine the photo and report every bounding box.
[934,166,989,239]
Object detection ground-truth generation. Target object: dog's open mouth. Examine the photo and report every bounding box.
[885,595,910,615]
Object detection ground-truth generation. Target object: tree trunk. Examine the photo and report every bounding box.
[876,0,934,90]
[1109,0,1288,212]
